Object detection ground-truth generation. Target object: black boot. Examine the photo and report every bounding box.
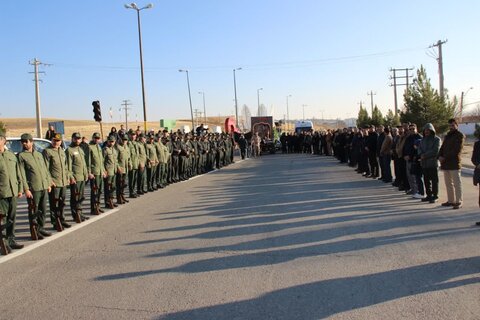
[8,238,24,250]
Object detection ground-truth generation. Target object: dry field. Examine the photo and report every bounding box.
[0,117,226,139]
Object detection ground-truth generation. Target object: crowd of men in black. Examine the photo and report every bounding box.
[280,119,472,216]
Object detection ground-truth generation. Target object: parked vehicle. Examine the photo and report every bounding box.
[6,137,52,154]
[294,120,314,134]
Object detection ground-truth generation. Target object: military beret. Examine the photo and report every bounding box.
[20,133,33,141]
[107,135,116,142]
[52,133,63,141]
[72,132,81,139]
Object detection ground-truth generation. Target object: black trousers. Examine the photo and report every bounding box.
[422,167,439,198]
[368,152,379,176]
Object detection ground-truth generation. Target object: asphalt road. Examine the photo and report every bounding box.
[1,154,479,320]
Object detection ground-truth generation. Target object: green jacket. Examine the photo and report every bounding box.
[43,146,70,187]
[88,142,105,176]
[145,142,158,166]
[156,141,168,164]
[137,141,147,167]
[103,145,118,177]
[128,141,139,169]
[66,145,88,182]
[0,149,24,199]
[115,143,130,173]
[18,149,51,192]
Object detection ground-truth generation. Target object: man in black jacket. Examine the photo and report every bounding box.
[365,125,379,178]
[238,134,247,159]
[403,123,424,198]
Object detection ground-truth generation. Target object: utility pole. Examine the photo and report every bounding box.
[29,58,51,138]
[119,100,132,130]
[367,91,376,115]
[389,67,414,115]
[193,108,202,128]
[430,40,447,100]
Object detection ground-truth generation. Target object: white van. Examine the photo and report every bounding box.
[294,120,314,133]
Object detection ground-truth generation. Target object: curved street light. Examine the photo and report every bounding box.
[124,2,153,133]
[233,67,242,128]
[286,94,292,131]
[257,88,263,116]
[179,69,195,131]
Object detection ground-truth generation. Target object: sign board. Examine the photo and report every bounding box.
[48,121,65,134]
[160,119,177,130]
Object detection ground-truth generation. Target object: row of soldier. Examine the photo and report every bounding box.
[0,129,236,255]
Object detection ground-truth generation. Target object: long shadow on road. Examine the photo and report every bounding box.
[154,256,480,320]
[92,154,480,318]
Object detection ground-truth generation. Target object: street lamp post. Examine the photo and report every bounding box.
[257,88,263,116]
[233,67,242,128]
[179,69,195,131]
[286,94,292,131]
[198,91,206,124]
[302,104,308,121]
[460,87,474,123]
[124,2,153,133]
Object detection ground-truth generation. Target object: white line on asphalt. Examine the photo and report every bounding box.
[0,207,120,266]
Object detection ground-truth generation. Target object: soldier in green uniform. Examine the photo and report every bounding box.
[66,132,89,222]
[165,134,176,184]
[17,133,53,238]
[0,130,24,251]
[156,135,169,188]
[115,134,130,204]
[127,130,139,198]
[103,135,118,209]
[145,134,158,191]
[136,133,147,195]
[154,134,164,188]
[87,132,105,215]
[43,133,71,230]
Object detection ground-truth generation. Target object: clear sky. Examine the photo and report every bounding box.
[1,0,479,124]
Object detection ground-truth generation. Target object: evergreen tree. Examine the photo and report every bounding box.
[400,65,457,134]
[356,105,370,128]
[384,109,400,127]
[370,105,384,126]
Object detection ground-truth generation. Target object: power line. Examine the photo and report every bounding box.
[47,46,426,72]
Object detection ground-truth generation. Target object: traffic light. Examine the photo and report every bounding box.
[92,100,102,122]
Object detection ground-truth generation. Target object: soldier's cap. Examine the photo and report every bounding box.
[52,133,63,141]
[92,132,101,139]
[138,133,145,138]
[72,132,81,139]
[107,135,116,142]
[20,133,33,141]
[121,134,129,140]
[128,129,135,135]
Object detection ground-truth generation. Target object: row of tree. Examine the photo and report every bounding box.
[356,65,457,134]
